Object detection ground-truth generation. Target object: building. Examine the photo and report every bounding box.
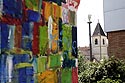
[78,46,90,60]
[92,22,108,61]
[79,22,108,61]
[104,0,125,58]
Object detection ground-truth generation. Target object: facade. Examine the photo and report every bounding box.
[92,22,108,60]
[78,46,90,60]
[104,0,125,58]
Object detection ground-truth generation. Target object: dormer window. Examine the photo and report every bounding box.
[95,39,98,45]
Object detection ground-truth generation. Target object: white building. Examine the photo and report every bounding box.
[92,22,108,61]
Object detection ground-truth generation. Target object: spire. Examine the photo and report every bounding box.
[92,21,106,36]
[98,19,99,23]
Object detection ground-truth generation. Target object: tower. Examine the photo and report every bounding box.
[92,22,108,60]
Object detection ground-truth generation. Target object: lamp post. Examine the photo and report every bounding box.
[87,14,93,61]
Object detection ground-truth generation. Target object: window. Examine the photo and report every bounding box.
[103,39,105,45]
[95,39,98,45]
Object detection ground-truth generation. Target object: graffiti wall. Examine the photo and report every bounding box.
[0,0,80,83]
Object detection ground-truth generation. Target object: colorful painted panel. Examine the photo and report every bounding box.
[0,0,80,83]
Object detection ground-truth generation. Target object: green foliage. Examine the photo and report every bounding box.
[97,78,122,83]
[78,55,86,74]
[78,56,125,83]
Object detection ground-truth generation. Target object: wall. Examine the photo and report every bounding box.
[104,0,125,32]
[92,36,108,60]
[0,0,80,83]
[107,30,125,58]
[104,0,125,59]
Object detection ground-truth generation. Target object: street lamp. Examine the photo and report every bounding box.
[87,14,93,61]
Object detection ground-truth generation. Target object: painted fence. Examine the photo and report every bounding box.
[0,0,80,83]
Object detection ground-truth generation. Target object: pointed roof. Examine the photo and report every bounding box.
[92,22,106,36]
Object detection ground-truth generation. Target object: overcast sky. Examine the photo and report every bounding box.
[77,0,104,47]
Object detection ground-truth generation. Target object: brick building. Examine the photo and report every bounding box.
[107,31,125,58]
[104,0,125,58]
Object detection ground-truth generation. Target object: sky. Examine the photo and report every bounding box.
[77,0,104,47]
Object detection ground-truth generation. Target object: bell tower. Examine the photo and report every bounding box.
[92,21,108,60]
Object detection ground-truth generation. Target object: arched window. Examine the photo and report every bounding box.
[95,39,98,45]
[103,39,105,45]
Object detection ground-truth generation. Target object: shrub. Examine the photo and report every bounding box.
[78,56,125,83]
[97,78,122,83]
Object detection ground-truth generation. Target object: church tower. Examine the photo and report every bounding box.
[92,22,108,60]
